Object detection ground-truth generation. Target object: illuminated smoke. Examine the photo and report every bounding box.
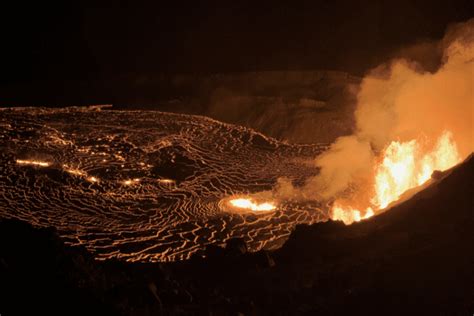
[282,19,473,221]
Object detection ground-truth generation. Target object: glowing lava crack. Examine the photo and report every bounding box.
[0,107,328,262]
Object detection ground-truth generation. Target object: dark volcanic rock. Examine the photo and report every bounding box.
[0,221,115,315]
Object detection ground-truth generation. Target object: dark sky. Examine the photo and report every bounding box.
[1,0,473,84]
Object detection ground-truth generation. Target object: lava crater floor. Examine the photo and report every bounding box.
[0,106,329,261]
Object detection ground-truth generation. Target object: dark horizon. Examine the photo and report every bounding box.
[0,1,472,108]
[1,1,473,84]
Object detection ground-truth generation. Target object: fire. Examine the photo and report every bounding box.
[372,131,460,209]
[229,198,276,212]
[332,204,374,225]
[332,131,460,224]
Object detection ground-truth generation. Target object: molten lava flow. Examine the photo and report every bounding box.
[332,204,374,225]
[332,131,460,224]
[229,198,276,212]
[157,179,175,184]
[63,164,86,176]
[123,178,140,185]
[87,176,99,183]
[16,159,50,167]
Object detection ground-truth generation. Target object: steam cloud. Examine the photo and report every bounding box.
[276,18,473,204]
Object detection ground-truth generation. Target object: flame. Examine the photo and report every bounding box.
[332,131,460,224]
[229,198,276,212]
[332,204,374,225]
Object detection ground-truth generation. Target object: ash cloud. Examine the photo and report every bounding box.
[278,18,474,203]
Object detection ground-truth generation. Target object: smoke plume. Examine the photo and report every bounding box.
[281,19,473,204]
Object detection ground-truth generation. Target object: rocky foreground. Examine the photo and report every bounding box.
[1,155,473,315]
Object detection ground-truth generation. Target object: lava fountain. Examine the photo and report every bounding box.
[323,19,474,224]
[331,130,461,224]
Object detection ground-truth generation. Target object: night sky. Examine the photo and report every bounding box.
[0,1,472,104]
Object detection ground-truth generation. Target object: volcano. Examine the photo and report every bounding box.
[1,4,473,313]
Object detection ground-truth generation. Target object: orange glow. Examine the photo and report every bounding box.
[16,159,50,167]
[63,165,86,176]
[229,198,276,212]
[87,176,99,183]
[331,131,460,224]
[123,178,140,185]
[332,204,374,225]
[158,179,174,183]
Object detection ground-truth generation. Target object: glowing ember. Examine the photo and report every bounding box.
[229,198,276,212]
[158,179,175,184]
[63,165,86,176]
[123,178,140,185]
[16,159,50,167]
[332,131,461,224]
[87,176,99,183]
